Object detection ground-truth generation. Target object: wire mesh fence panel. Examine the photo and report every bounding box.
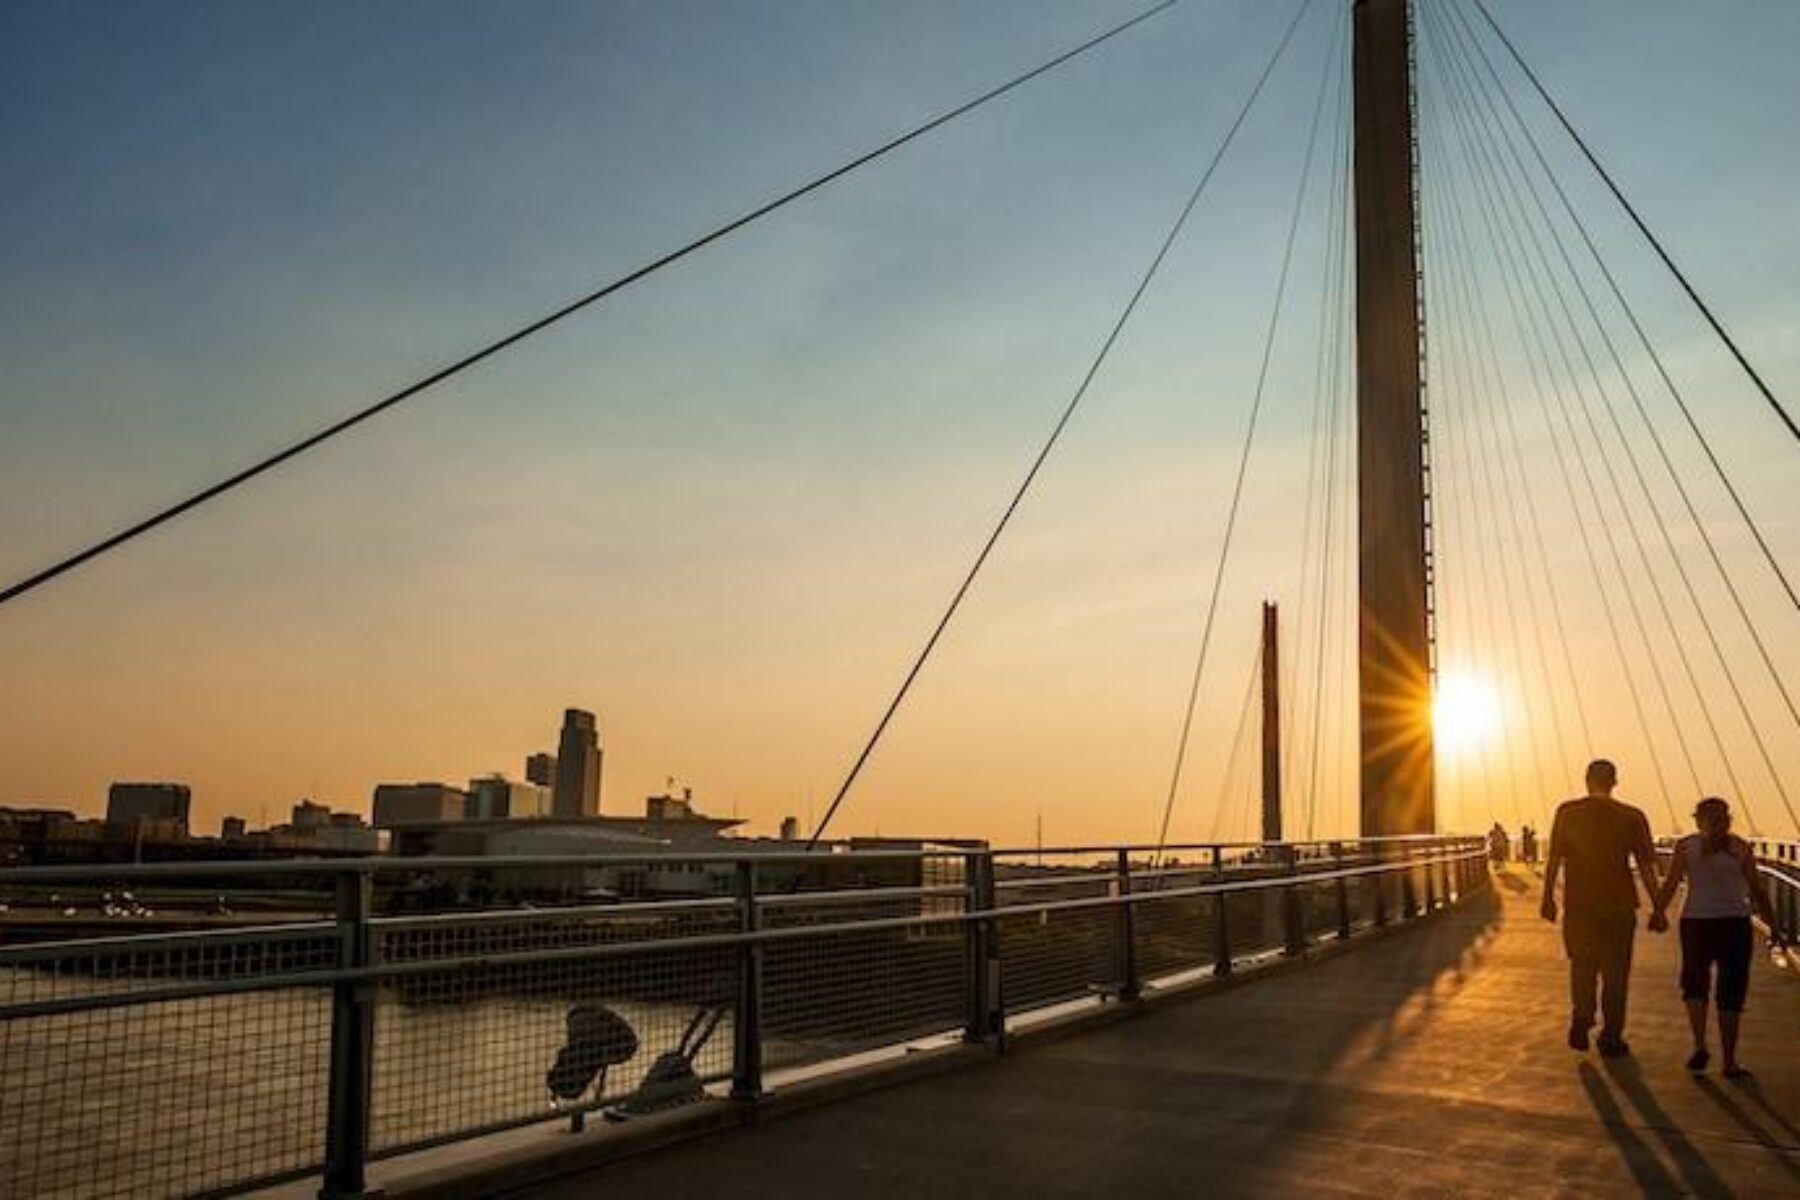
[368,940,735,1156]
[1301,878,1345,942]
[0,986,331,1200]
[1224,889,1283,960]
[997,903,1117,1014]
[760,923,966,1073]
[1134,890,1215,981]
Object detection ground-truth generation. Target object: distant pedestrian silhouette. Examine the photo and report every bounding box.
[1520,825,1539,865]
[1488,821,1510,865]
[1652,797,1785,1078]
[1541,759,1662,1056]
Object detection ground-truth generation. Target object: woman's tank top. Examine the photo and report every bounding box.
[1681,835,1753,920]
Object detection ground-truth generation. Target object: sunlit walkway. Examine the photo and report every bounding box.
[524,868,1800,1199]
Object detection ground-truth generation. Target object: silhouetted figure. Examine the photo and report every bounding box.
[1488,822,1510,865]
[1652,798,1784,1078]
[1542,759,1662,1057]
[1520,825,1539,865]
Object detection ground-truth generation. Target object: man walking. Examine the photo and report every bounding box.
[1541,759,1662,1056]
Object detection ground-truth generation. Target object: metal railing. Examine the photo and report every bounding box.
[1751,840,1800,946]
[0,834,1487,1199]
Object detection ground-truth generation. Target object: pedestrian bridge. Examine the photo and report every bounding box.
[5,838,1799,1199]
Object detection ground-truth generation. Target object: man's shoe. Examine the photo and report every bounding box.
[1686,1048,1710,1072]
[1598,1037,1632,1058]
[1568,1025,1591,1051]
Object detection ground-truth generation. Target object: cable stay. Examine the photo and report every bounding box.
[1421,3,1800,834]
[1428,0,1800,832]
[806,0,1315,848]
[1445,0,1799,616]
[0,0,1178,614]
[1151,0,1340,859]
[1467,0,1800,447]
[1418,19,1683,828]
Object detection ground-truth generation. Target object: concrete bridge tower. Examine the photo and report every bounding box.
[1354,0,1436,835]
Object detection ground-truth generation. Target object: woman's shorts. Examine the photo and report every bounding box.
[1679,916,1753,1011]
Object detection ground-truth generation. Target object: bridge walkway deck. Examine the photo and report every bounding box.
[520,866,1800,1198]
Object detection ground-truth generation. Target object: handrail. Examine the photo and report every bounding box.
[0,833,1483,882]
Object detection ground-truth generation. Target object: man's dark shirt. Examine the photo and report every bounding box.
[1550,795,1652,917]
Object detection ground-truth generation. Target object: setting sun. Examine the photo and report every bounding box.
[1433,672,1502,754]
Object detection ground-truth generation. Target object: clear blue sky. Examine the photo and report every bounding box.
[1,1,1796,842]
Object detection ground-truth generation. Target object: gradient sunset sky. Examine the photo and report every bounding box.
[3,1,1797,845]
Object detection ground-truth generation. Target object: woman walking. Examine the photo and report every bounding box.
[1652,797,1785,1077]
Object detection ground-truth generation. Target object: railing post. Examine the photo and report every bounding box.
[1281,846,1305,957]
[1424,851,1438,912]
[320,870,376,1200]
[1115,850,1141,1001]
[1783,848,1796,943]
[1782,849,1797,944]
[1332,842,1351,940]
[731,860,763,1101]
[1212,889,1232,978]
[963,851,1002,1047]
[1373,861,1389,927]
[1401,851,1419,920]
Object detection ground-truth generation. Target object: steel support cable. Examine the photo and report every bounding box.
[806,0,1313,849]
[1418,27,1592,777]
[1420,295,1502,825]
[1316,167,1360,839]
[1416,26,1680,827]
[1417,12,1586,785]
[1442,0,1800,832]
[1151,1,1335,859]
[1431,199,1560,812]
[1424,140,1594,770]
[1419,207,1528,825]
[1286,16,1352,806]
[1304,114,1353,841]
[1431,10,1761,826]
[1421,168,1555,818]
[1301,157,1350,839]
[1465,0,1800,448]
[1433,4,1791,834]
[1451,0,1798,616]
[1207,651,1265,844]
[1415,228,1495,831]
[0,0,1180,614]
[1419,18,1647,815]
[1426,18,1697,829]
[1417,55,1532,824]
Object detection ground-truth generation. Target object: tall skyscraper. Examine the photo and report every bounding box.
[553,708,602,817]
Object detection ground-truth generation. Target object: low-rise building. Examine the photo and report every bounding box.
[106,782,192,833]
[372,783,467,828]
[465,775,551,821]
